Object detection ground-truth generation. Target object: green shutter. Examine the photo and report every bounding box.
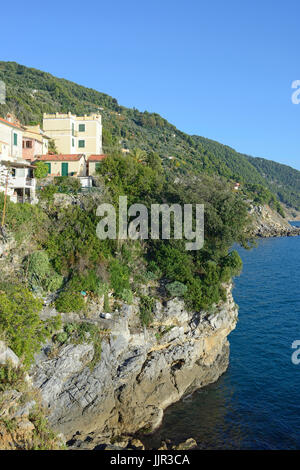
[95,162,101,171]
[61,162,68,176]
[45,163,51,174]
[13,133,17,145]
[78,140,85,148]
[79,124,85,132]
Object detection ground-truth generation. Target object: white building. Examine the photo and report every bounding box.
[0,116,37,204]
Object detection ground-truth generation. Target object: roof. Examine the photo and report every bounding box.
[87,154,106,162]
[36,154,85,162]
[0,117,23,130]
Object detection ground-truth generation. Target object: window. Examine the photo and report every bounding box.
[26,141,32,148]
[13,133,18,146]
[72,138,75,147]
[78,140,85,148]
[78,124,85,132]
[72,123,75,137]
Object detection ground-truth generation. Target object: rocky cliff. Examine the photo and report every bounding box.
[30,283,238,448]
[250,204,300,237]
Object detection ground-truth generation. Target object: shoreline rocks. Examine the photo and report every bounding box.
[31,283,238,449]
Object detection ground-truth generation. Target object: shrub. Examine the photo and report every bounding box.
[54,176,81,193]
[139,295,154,326]
[35,161,49,179]
[166,281,187,298]
[26,251,63,293]
[109,259,130,297]
[103,292,110,312]
[119,288,133,304]
[0,283,61,367]
[55,291,85,313]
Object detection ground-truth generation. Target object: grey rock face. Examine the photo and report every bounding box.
[31,283,238,442]
[0,341,20,367]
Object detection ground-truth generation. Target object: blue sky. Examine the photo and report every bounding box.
[1,0,300,169]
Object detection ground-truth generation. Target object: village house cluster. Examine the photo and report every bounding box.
[0,112,106,203]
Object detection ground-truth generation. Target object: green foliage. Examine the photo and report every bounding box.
[55,290,85,313]
[0,283,61,366]
[103,292,110,312]
[109,259,130,297]
[48,139,58,154]
[38,183,57,202]
[0,362,27,392]
[0,193,48,244]
[139,295,155,326]
[166,281,187,298]
[35,161,49,179]
[0,61,299,210]
[54,176,81,193]
[26,250,63,293]
[119,288,133,304]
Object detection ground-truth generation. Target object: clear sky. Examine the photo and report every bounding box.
[1,0,300,169]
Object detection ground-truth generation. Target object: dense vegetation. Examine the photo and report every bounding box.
[0,149,253,364]
[0,61,299,210]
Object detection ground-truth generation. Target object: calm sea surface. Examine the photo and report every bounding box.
[146,223,300,449]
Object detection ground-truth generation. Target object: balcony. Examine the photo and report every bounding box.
[11,176,36,189]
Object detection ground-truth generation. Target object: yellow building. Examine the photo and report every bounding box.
[87,154,106,176]
[42,112,102,156]
[35,154,86,177]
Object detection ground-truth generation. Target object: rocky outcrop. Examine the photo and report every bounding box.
[31,283,238,447]
[250,204,300,237]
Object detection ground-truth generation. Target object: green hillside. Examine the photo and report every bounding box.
[0,61,299,210]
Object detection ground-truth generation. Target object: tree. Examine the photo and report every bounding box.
[35,161,49,179]
[0,283,61,366]
[48,139,58,155]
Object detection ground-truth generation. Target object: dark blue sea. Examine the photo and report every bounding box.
[147,223,300,450]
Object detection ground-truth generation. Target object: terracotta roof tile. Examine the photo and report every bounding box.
[87,154,106,161]
[0,117,23,130]
[36,154,84,162]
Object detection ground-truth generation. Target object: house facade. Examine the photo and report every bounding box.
[0,116,37,204]
[22,125,50,161]
[87,154,106,176]
[35,154,86,177]
[0,116,23,162]
[42,112,102,156]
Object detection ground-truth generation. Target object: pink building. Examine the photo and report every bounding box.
[22,125,49,161]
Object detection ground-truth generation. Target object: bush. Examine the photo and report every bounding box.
[119,288,133,304]
[109,259,130,297]
[26,251,63,293]
[139,295,154,326]
[0,283,61,366]
[38,184,57,202]
[35,161,49,179]
[55,291,85,313]
[54,176,81,193]
[166,281,187,298]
